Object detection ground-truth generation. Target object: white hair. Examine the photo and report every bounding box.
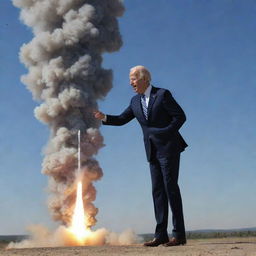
[130,65,151,82]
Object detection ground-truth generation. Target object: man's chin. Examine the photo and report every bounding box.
[133,87,141,94]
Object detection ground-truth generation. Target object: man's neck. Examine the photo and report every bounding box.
[143,84,152,96]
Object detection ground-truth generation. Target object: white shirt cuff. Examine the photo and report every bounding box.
[102,115,107,122]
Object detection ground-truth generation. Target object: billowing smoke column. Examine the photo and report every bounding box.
[13,0,124,227]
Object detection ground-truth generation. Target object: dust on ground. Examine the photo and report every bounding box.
[1,237,256,256]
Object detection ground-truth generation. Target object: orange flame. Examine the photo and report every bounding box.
[68,181,91,243]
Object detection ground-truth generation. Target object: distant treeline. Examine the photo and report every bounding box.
[186,230,256,239]
[141,230,256,241]
[0,235,28,243]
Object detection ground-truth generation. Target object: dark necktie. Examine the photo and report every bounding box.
[141,94,148,120]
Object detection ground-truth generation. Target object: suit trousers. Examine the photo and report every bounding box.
[149,152,186,240]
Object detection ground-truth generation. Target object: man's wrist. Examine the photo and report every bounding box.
[102,115,107,122]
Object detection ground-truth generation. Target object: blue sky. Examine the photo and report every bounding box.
[0,0,256,235]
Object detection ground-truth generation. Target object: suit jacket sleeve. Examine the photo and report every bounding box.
[102,101,135,126]
[150,90,186,134]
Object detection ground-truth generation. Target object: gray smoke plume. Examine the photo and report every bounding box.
[13,0,124,227]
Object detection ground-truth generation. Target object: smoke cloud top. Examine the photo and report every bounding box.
[12,0,126,241]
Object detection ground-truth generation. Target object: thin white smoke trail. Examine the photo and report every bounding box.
[78,130,81,175]
[13,0,125,228]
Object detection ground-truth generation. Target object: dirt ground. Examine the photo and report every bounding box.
[1,237,256,256]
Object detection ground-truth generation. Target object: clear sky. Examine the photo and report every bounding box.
[0,0,256,235]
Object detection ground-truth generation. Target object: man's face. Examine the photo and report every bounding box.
[129,72,148,94]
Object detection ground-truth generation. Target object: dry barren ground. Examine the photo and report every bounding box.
[1,237,256,256]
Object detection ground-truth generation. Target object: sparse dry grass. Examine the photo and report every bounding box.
[1,237,256,256]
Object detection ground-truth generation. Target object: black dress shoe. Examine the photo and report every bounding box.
[144,238,169,247]
[163,237,186,246]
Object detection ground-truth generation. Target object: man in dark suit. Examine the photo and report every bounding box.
[94,66,188,247]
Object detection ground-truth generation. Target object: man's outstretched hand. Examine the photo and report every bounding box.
[94,110,106,121]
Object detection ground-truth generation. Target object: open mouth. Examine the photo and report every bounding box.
[131,84,138,92]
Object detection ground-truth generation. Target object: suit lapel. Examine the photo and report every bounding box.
[147,86,158,119]
[135,94,147,122]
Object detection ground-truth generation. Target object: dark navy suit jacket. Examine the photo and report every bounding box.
[103,86,188,161]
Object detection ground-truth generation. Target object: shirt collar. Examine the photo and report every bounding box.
[143,84,152,98]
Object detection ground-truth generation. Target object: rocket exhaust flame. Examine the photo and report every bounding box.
[69,181,91,243]
[68,131,91,243]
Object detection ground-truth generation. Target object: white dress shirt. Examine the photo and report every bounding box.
[143,84,152,107]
